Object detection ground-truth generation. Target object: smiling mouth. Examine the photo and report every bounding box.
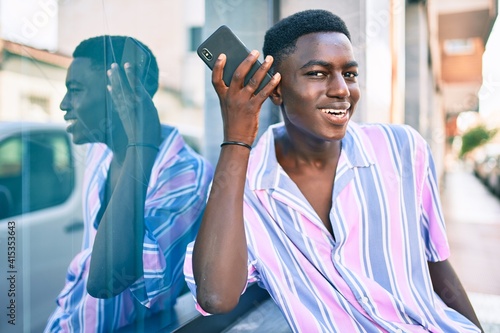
[65,119,77,131]
[321,109,348,118]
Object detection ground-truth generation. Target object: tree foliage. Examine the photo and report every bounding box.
[460,125,498,158]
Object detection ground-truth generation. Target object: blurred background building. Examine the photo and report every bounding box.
[0,0,497,170]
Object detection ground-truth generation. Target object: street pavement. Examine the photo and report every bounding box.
[441,162,500,331]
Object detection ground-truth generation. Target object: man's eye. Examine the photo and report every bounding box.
[344,72,358,79]
[306,71,326,78]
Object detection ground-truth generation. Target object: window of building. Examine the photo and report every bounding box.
[443,38,476,55]
[189,26,202,52]
[21,94,51,121]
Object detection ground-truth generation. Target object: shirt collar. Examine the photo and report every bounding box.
[248,122,375,191]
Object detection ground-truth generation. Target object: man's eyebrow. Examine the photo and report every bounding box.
[300,59,359,70]
[66,79,81,85]
[300,60,331,70]
[65,80,82,87]
[344,60,359,69]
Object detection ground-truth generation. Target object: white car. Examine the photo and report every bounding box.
[0,122,85,332]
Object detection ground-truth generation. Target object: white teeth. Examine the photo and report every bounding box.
[66,119,76,125]
[322,109,348,118]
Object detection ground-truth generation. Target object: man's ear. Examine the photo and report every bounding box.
[269,83,282,106]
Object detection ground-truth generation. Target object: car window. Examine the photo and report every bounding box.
[0,136,22,219]
[0,130,75,218]
[0,137,22,177]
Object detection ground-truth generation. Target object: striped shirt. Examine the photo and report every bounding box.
[184,122,480,333]
[45,125,213,332]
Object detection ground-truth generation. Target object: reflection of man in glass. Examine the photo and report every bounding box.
[45,35,213,332]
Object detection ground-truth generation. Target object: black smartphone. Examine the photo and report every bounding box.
[120,37,151,83]
[197,25,272,93]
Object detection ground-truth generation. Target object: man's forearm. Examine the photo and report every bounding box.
[192,145,250,313]
[87,146,157,298]
[428,260,483,331]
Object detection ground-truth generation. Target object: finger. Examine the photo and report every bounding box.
[107,63,135,122]
[212,53,227,93]
[122,62,158,125]
[123,62,147,96]
[107,63,130,99]
[230,50,259,89]
[243,55,274,94]
[254,72,281,101]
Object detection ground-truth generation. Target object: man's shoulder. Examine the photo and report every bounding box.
[159,123,180,141]
[354,122,425,145]
[159,124,199,158]
[355,122,415,134]
[157,124,213,173]
[347,122,429,163]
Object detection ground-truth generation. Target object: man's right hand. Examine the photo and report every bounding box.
[106,62,161,148]
[212,50,281,146]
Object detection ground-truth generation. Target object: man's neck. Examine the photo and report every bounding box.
[275,126,342,170]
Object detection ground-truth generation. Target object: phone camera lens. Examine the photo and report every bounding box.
[202,48,213,61]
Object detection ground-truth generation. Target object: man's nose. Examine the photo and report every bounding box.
[60,93,70,111]
[326,73,350,98]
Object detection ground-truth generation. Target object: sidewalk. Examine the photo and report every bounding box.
[441,162,500,331]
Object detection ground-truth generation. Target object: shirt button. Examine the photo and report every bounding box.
[395,329,402,333]
[334,254,341,261]
[361,297,369,304]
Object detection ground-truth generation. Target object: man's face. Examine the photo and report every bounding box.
[61,57,111,145]
[273,32,360,142]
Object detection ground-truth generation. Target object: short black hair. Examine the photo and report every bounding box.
[73,35,159,97]
[263,9,351,71]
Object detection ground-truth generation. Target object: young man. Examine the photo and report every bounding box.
[184,10,483,332]
[45,36,213,332]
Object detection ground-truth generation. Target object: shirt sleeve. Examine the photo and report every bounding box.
[129,143,213,309]
[419,142,451,262]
